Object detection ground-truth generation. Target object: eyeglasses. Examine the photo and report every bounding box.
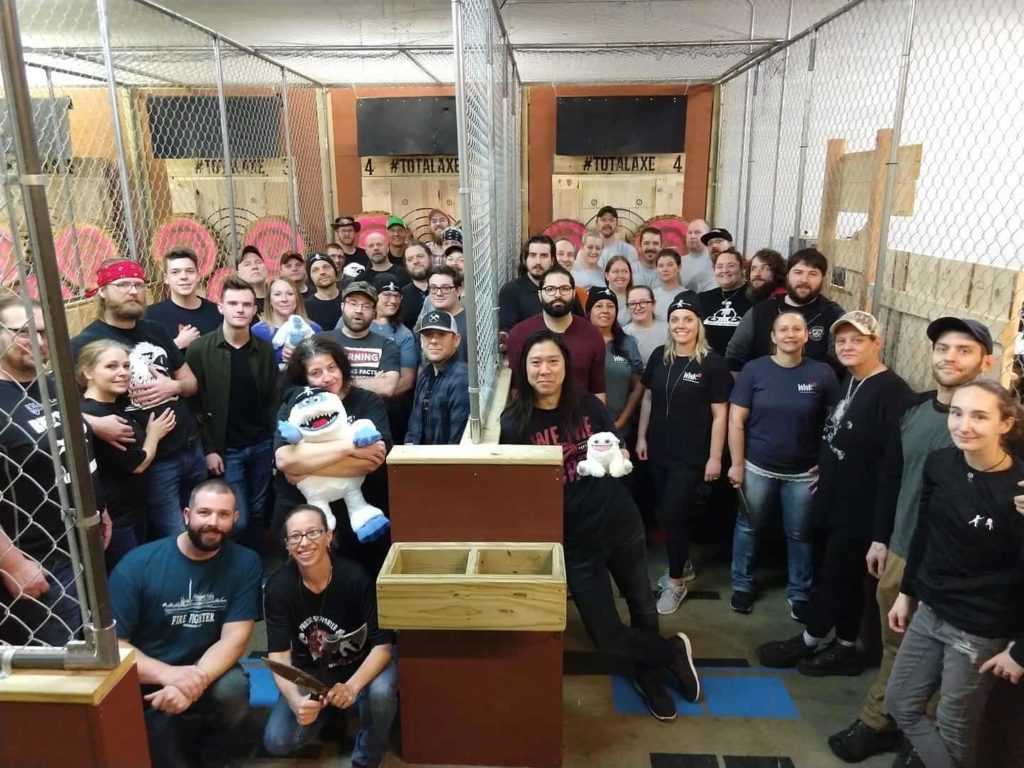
[541,285,574,297]
[428,285,456,295]
[344,300,375,312]
[108,280,145,292]
[284,528,325,546]
[626,300,653,309]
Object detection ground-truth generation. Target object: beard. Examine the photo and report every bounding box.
[747,280,775,303]
[786,283,822,305]
[344,314,372,333]
[409,265,430,280]
[187,525,225,552]
[542,299,572,318]
[108,300,145,322]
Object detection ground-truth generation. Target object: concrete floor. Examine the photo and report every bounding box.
[246,544,898,768]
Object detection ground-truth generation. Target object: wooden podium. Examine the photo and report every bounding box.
[386,444,564,768]
[0,649,150,768]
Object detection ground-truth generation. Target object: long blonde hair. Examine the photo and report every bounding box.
[75,339,131,390]
[266,277,313,330]
[662,311,711,364]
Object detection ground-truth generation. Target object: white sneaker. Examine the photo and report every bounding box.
[656,582,688,614]
[657,561,696,589]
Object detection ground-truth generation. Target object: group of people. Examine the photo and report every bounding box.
[0,203,1021,768]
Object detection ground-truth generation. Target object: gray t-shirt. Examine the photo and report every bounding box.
[571,265,606,290]
[680,251,717,293]
[599,239,639,269]
[652,283,685,320]
[631,261,658,289]
[626,320,668,363]
[604,336,644,429]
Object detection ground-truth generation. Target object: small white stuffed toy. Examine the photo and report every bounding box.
[577,431,633,479]
[277,387,390,542]
[271,315,316,369]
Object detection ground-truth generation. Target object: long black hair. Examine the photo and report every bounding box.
[502,329,587,441]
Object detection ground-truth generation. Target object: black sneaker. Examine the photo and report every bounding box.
[788,598,809,623]
[890,742,925,768]
[668,632,701,703]
[757,633,818,668]
[797,642,864,677]
[633,668,676,721]
[730,590,754,614]
[828,719,901,762]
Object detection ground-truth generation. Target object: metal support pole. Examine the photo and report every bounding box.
[96,0,138,261]
[317,87,335,243]
[280,68,300,251]
[767,0,795,248]
[740,64,760,255]
[0,0,118,669]
[733,0,756,235]
[870,0,917,313]
[451,0,481,442]
[791,30,817,250]
[213,37,239,263]
[43,67,83,283]
[486,24,501,329]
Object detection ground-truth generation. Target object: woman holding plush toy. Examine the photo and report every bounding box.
[274,337,391,575]
[499,329,701,723]
[253,277,322,367]
[636,293,732,616]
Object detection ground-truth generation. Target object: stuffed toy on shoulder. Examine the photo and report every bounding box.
[577,431,633,479]
[277,387,390,542]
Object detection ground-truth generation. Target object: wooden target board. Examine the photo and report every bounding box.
[551,153,684,225]
[164,157,291,222]
[360,155,461,225]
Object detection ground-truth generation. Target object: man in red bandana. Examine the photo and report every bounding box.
[72,259,206,541]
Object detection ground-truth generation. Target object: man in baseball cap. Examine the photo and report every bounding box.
[407,310,469,445]
[700,228,734,257]
[386,216,409,264]
[595,204,639,269]
[926,316,994,354]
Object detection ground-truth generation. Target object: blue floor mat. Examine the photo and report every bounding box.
[611,672,798,719]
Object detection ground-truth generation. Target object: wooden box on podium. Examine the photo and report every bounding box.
[385,444,564,768]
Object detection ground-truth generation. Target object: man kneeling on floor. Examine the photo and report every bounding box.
[263,504,398,767]
[109,479,263,768]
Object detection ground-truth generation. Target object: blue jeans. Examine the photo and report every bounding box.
[148,443,208,539]
[0,554,81,646]
[223,439,273,543]
[731,462,814,601]
[262,657,398,767]
[144,664,250,768]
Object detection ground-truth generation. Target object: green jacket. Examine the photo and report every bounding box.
[185,327,279,455]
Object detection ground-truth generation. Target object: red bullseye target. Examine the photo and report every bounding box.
[243,218,304,278]
[637,215,688,254]
[543,219,586,251]
[152,216,219,276]
[204,266,233,303]
[54,223,118,292]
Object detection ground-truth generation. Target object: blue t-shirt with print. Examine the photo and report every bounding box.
[109,536,263,666]
[730,355,839,473]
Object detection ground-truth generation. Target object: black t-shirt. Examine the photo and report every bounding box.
[264,555,392,684]
[499,393,634,546]
[274,387,393,555]
[498,276,542,333]
[70,320,198,458]
[305,294,342,333]
[0,379,101,562]
[225,342,272,448]
[80,398,148,528]
[145,298,222,342]
[364,264,411,287]
[641,348,733,469]
[699,287,753,357]
[400,283,428,330]
[814,369,912,538]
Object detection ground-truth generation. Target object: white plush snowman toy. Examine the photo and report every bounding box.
[277,387,390,542]
[576,431,633,479]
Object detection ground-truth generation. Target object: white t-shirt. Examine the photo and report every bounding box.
[599,239,639,269]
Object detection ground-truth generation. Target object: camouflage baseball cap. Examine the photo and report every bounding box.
[830,310,880,336]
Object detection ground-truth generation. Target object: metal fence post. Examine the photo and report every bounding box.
[317,86,335,240]
[451,0,481,442]
[740,63,760,255]
[42,67,83,281]
[767,0,795,248]
[791,30,817,250]
[213,36,239,263]
[280,67,300,251]
[95,0,139,261]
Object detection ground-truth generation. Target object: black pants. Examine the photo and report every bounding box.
[565,507,674,671]
[806,527,870,642]
[650,463,704,579]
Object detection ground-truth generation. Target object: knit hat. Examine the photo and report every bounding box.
[585,285,619,315]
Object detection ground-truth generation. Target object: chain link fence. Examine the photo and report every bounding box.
[715,0,1024,392]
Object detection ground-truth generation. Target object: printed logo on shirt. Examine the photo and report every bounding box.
[127,340,177,411]
[163,579,228,628]
[968,515,994,531]
[345,346,384,379]
[797,382,818,393]
[682,371,702,384]
[24,400,42,416]
[529,417,594,484]
[343,262,366,279]
[704,300,741,327]
[808,326,825,342]
[26,407,60,435]
[298,618,368,669]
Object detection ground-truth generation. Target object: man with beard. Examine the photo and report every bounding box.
[680,218,718,293]
[304,253,344,331]
[700,248,753,357]
[72,259,204,539]
[425,208,451,265]
[109,479,262,768]
[747,248,787,303]
[506,266,606,400]
[186,277,278,547]
[320,281,400,398]
[756,311,911,677]
[235,246,268,317]
[364,231,410,286]
[332,216,369,266]
[630,227,662,288]
[826,318,995,764]
[146,248,221,349]
[725,248,844,374]
[498,234,556,349]
[406,310,471,445]
[594,205,638,267]
[400,242,432,330]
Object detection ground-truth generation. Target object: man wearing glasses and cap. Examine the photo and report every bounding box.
[320,281,401,399]
[406,310,470,445]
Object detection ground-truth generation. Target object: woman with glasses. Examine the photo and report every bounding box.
[263,504,398,767]
[274,338,392,575]
[252,277,322,368]
[603,255,635,327]
[624,286,668,363]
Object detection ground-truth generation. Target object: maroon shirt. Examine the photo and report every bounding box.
[506,314,607,395]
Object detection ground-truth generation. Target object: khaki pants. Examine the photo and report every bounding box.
[860,551,906,730]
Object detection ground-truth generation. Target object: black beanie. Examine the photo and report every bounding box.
[585,285,619,315]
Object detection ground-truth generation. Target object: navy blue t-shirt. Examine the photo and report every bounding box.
[109,536,263,666]
[730,356,838,473]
